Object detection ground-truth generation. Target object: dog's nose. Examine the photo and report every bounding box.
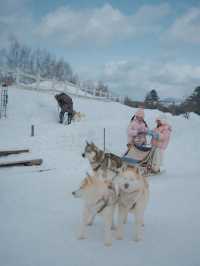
[124,183,129,189]
[82,153,85,158]
[72,191,75,196]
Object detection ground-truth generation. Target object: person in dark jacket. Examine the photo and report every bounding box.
[55,93,73,124]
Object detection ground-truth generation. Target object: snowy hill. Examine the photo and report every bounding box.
[0,86,199,266]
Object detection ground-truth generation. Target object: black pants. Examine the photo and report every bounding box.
[59,111,73,124]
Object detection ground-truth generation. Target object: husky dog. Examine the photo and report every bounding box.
[115,166,149,241]
[72,111,86,122]
[72,174,117,246]
[82,142,127,179]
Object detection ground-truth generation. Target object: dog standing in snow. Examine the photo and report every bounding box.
[72,174,118,246]
[82,141,127,180]
[80,142,149,243]
[115,166,149,241]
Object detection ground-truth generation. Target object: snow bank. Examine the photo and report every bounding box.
[0,86,199,266]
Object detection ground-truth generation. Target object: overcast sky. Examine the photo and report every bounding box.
[0,0,200,99]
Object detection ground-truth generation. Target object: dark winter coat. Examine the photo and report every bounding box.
[55,93,73,113]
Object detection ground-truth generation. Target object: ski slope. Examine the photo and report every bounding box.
[0,86,199,266]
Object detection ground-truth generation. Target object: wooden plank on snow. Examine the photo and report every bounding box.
[0,159,43,168]
[0,149,29,157]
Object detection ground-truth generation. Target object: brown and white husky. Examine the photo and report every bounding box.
[82,141,127,179]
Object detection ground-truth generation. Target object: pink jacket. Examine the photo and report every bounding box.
[128,119,148,146]
[151,124,172,150]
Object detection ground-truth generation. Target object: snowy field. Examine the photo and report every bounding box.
[0,86,200,266]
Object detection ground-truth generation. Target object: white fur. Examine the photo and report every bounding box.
[73,176,116,246]
[115,168,149,242]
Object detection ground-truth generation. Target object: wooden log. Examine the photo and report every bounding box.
[0,149,29,157]
[0,159,43,168]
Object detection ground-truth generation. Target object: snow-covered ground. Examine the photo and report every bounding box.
[0,86,199,266]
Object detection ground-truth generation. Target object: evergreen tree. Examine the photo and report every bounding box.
[182,86,200,115]
[145,89,159,102]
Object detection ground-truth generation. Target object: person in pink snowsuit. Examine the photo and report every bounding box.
[148,115,172,173]
[127,108,148,147]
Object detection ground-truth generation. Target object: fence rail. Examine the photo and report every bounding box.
[0,67,124,104]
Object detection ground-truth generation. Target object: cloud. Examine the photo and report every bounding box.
[0,0,29,16]
[1,2,200,101]
[81,59,200,100]
[162,7,200,44]
[0,0,34,47]
[35,3,170,47]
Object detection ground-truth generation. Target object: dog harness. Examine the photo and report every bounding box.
[94,186,118,215]
[93,153,123,177]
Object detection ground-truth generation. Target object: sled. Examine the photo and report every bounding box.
[0,158,43,168]
[121,144,157,176]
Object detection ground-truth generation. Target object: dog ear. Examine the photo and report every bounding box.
[85,140,89,145]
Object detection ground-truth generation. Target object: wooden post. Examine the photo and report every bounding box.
[103,128,106,152]
[31,125,34,137]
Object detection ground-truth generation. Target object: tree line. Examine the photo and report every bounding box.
[124,88,200,117]
[0,38,114,97]
[0,37,77,83]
